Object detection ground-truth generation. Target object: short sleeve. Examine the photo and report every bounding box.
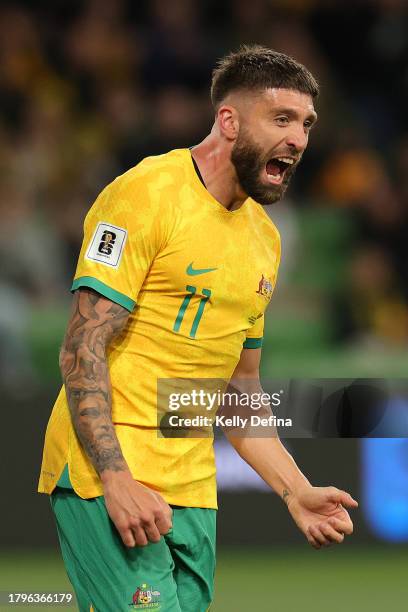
[243,314,264,349]
[72,171,165,311]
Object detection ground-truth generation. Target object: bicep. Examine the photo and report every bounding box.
[231,347,262,379]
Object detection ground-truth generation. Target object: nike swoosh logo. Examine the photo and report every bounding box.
[186,262,218,276]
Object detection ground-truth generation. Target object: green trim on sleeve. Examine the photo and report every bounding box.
[71,276,136,312]
[243,337,263,349]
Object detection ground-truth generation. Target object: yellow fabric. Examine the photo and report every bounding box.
[38,148,281,508]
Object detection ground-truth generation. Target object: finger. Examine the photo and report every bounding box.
[162,501,173,521]
[143,520,162,543]
[308,525,330,547]
[131,525,149,547]
[326,487,358,508]
[155,514,172,535]
[319,522,345,544]
[160,502,173,523]
[328,516,354,536]
[306,531,321,550]
[155,502,173,534]
[120,528,136,548]
[338,491,358,508]
[155,493,173,518]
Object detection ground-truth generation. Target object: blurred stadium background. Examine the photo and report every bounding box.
[1,0,408,610]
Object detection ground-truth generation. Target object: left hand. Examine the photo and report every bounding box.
[285,485,358,549]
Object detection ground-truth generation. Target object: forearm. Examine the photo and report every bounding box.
[227,434,311,502]
[227,352,357,549]
[61,351,129,479]
[225,369,310,502]
[59,289,131,482]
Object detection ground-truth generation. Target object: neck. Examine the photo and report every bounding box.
[190,127,247,211]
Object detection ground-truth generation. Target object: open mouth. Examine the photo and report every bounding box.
[265,157,294,185]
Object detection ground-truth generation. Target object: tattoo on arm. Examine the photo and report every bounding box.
[59,288,130,475]
[282,489,291,505]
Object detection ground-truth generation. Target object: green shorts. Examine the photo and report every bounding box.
[50,488,216,612]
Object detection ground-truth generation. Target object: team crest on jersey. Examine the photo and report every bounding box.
[85,222,127,269]
[129,582,161,609]
[256,274,273,300]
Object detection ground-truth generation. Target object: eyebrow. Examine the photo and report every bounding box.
[271,106,318,126]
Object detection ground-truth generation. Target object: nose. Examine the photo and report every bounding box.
[285,124,308,153]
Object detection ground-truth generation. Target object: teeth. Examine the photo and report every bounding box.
[270,174,280,180]
[277,157,294,164]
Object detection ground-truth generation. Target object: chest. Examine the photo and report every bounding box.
[144,209,279,321]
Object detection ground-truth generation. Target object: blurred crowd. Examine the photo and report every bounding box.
[1,0,407,388]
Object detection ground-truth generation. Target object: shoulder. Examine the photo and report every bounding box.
[111,148,190,194]
[89,149,190,223]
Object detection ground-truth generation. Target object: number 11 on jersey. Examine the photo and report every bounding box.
[173,285,211,339]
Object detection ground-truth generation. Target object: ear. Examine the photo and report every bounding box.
[217,105,240,141]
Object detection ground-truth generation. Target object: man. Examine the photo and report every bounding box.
[39,45,358,612]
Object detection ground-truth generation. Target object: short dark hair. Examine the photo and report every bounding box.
[211,44,319,109]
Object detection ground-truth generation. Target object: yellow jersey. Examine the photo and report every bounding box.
[38,148,281,508]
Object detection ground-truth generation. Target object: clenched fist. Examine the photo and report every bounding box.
[102,470,173,547]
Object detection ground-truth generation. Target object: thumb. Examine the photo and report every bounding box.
[326,487,359,508]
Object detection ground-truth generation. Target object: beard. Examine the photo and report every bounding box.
[231,127,297,206]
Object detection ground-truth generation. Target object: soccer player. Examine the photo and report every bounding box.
[38,45,358,612]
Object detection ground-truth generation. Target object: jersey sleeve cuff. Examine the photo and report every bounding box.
[243,337,263,349]
[71,276,136,312]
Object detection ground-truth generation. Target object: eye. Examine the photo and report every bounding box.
[304,120,314,130]
[275,116,289,126]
